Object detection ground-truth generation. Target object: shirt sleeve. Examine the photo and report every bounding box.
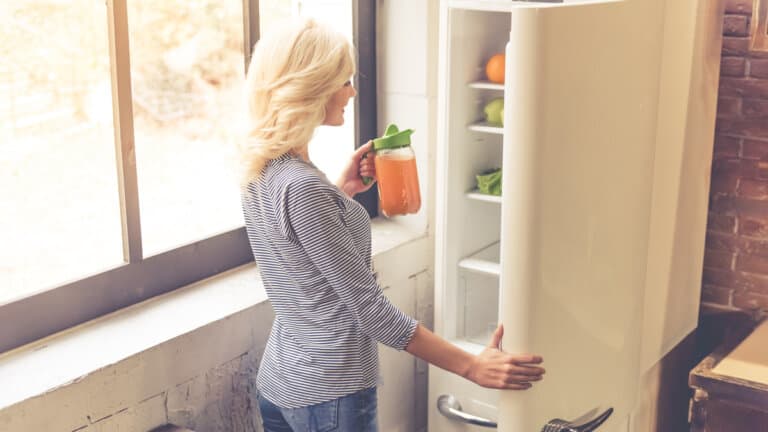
[282,176,417,350]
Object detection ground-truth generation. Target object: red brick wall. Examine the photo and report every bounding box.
[702,0,768,312]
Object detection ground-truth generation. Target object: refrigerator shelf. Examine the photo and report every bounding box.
[449,0,575,12]
[468,80,504,91]
[458,242,500,276]
[468,122,504,135]
[447,337,486,355]
[466,189,502,204]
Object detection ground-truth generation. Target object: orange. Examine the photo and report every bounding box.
[485,53,505,84]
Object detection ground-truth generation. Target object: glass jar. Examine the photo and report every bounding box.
[369,124,421,217]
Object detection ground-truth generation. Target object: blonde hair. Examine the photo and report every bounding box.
[240,18,356,185]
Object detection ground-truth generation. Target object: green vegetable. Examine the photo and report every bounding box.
[484,98,504,126]
[476,168,502,196]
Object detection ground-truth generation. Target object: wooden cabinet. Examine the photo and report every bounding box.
[689,319,768,432]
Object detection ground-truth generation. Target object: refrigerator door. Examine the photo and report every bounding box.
[498,0,714,430]
[499,1,661,430]
[432,0,718,431]
[432,1,653,429]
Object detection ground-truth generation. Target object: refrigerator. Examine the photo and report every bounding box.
[429,0,724,431]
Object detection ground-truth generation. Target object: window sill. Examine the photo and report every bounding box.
[0,217,428,412]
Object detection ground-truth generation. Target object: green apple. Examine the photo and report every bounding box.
[484,98,504,126]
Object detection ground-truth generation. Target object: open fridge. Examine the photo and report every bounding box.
[430,0,724,430]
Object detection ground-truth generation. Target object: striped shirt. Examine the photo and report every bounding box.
[242,153,418,408]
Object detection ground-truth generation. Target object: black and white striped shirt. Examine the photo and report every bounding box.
[242,153,418,408]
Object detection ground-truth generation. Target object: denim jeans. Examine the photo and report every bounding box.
[257,387,378,432]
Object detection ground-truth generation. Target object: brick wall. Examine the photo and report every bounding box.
[703,0,768,312]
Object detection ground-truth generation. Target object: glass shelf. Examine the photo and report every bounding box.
[468,80,504,91]
[466,189,502,204]
[458,242,500,276]
[457,270,499,346]
[468,122,503,135]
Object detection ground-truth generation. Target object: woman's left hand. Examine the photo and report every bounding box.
[336,141,376,197]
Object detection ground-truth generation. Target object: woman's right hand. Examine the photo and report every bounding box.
[335,141,376,197]
[465,324,545,390]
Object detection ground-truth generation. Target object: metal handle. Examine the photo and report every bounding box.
[437,394,498,428]
[542,407,613,432]
[437,394,612,432]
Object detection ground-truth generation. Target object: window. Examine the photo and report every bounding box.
[752,0,768,51]
[0,0,377,353]
[257,0,378,215]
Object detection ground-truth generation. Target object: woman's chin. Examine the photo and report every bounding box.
[322,117,344,127]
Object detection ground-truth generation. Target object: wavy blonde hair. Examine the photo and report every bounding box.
[240,18,356,185]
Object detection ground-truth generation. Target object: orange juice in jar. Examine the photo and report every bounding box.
[368,124,421,217]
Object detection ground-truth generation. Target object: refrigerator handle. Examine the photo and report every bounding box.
[542,407,613,432]
[437,393,612,431]
[437,394,497,428]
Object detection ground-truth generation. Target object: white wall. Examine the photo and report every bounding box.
[376,0,439,240]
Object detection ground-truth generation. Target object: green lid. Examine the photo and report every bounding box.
[372,124,414,150]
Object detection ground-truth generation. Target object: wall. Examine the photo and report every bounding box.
[703,0,768,314]
[0,299,272,432]
[376,0,439,239]
[0,236,434,432]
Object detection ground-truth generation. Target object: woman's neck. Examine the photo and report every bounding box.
[290,148,311,162]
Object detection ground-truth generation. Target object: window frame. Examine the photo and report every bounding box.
[0,0,377,354]
[352,0,379,217]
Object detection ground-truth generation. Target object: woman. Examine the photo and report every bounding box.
[241,18,545,432]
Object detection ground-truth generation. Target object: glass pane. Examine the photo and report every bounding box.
[259,0,355,184]
[0,0,122,303]
[128,0,246,256]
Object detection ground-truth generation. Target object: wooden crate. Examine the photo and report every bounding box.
[689,319,768,432]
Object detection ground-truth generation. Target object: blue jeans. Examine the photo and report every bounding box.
[257,387,378,432]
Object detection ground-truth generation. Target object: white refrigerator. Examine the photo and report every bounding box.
[430,0,724,430]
